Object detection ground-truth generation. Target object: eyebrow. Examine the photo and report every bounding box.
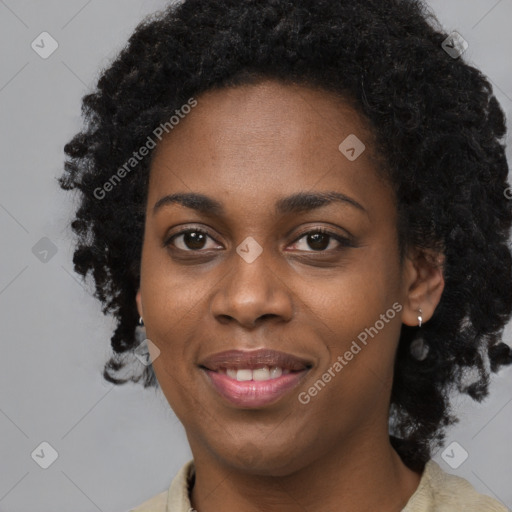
[152,191,368,217]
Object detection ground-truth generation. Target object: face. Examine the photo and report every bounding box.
[136,80,443,476]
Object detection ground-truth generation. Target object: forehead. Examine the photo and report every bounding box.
[147,80,391,215]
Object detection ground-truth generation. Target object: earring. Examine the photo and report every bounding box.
[135,316,146,345]
[410,307,429,361]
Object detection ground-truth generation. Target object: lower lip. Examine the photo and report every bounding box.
[202,368,309,408]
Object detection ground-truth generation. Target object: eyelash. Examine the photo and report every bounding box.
[164,226,355,253]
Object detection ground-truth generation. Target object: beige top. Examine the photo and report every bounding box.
[130,459,510,512]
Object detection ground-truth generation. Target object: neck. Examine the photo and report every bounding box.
[189,429,422,512]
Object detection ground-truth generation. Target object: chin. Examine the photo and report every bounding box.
[218,442,306,477]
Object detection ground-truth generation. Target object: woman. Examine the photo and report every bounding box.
[59,0,512,510]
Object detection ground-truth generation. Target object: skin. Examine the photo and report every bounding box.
[135,80,445,512]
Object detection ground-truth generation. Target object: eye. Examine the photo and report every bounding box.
[289,228,354,252]
[164,226,355,253]
[164,228,221,251]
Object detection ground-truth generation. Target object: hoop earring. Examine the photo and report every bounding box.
[138,316,144,326]
[410,307,429,361]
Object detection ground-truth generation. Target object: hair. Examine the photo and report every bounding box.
[59,0,512,472]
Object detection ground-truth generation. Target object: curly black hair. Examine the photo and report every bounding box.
[58,0,512,472]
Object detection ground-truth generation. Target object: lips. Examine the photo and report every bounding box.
[199,348,312,372]
[198,348,313,408]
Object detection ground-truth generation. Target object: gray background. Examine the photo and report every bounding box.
[1,1,511,511]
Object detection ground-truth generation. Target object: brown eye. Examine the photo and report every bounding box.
[305,232,331,251]
[165,228,219,251]
[290,229,354,252]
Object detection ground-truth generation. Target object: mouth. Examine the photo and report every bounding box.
[198,349,313,408]
[209,366,297,381]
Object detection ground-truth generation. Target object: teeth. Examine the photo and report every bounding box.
[222,366,290,381]
[270,367,283,379]
[226,368,237,379]
[236,369,252,381]
[253,367,270,381]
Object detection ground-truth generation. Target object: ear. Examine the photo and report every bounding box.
[401,247,445,327]
[136,289,143,319]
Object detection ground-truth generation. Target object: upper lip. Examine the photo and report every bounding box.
[199,349,313,372]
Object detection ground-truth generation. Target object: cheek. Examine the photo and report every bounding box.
[139,257,202,398]
[151,358,206,429]
[140,245,206,336]
[297,300,402,437]
[311,239,403,381]
[140,252,220,398]
[316,248,401,334]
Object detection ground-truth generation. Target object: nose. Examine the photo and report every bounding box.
[210,245,294,329]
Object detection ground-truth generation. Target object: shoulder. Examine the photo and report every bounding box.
[129,489,167,512]
[403,460,510,512]
[130,459,195,512]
